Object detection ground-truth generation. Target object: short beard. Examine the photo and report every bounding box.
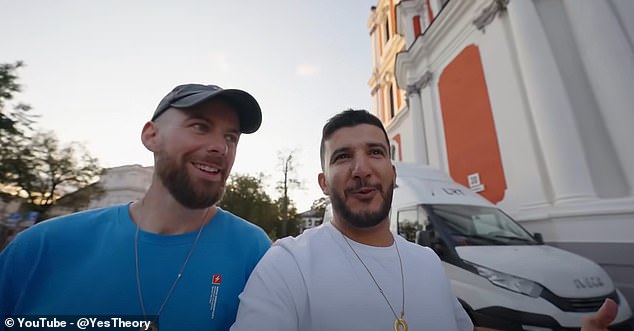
[330,182,394,229]
[156,153,224,209]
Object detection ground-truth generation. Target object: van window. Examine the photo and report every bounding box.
[472,214,500,234]
[429,204,536,245]
[397,207,427,242]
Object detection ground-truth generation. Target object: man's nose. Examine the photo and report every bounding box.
[206,136,228,155]
[351,155,371,178]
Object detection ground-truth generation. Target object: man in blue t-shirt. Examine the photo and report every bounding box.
[0,84,271,331]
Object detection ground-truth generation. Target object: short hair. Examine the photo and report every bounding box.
[319,109,391,170]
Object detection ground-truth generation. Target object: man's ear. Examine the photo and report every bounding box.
[392,164,397,185]
[318,173,330,195]
[141,121,159,152]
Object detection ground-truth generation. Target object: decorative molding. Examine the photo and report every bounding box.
[473,0,509,32]
[405,85,420,97]
[418,70,433,89]
[380,70,396,86]
[394,0,475,89]
[405,86,418,107]
[373,1,391,25]
[405,70,433,104]
[396,0,426,36]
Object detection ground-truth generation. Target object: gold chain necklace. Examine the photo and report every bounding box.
[134,206,210,331]
[341,233,408,331]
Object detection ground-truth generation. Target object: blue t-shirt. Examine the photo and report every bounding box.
[0,204,271,331]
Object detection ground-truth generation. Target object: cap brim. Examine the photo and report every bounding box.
[171,89,262,134]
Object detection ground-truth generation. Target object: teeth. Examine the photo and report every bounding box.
[195,163,219,173]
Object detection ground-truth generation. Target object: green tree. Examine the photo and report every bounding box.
[0,61,104,221]
[0,61,35,135]
[0,61,37,184]
[2,131,104,219]
[274,196,300,237]
[219,173,279,238]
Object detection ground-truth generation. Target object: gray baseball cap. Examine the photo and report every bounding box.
[152,83,262,134]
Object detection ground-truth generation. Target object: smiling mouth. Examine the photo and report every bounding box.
[192,162,221,174]
[355,188,376,194]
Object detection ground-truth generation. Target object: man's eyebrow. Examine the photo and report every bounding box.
[367,142,388,152]
[329,142,388,160]
[330,146,351,161]
[184,113,241,135]
[185,112,211,122]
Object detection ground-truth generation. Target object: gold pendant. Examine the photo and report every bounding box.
[394,318,408,331]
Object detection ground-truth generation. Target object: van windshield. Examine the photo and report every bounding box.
[428,204,537,246]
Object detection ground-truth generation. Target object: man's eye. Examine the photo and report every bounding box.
[333,154,350,162]
[370,149,385,156]
[192,123,209,132]
[225,134,238,144]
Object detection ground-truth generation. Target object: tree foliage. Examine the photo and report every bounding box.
[0,61,35,136]
[1,61,36,185]
[0,62,104,220]
[2,131,104,218]
[275,196,300,237]
[219,173,279,238]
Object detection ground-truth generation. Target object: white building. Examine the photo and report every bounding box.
[48,164,153,216]
[88,164,153,209]
[298,209,323,234]
[370,0,634,307]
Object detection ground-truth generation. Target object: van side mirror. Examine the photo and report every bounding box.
[533,232,544,244]
[416,230,433,247]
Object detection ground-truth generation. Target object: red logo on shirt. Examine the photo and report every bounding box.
[212,274,222,285]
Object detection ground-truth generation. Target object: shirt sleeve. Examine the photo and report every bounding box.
[0,240,16,331]
[453,297,474,331]
[230,242,307,331]
[0,231,40,331]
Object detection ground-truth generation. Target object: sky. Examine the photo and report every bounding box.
[1,0,378,211]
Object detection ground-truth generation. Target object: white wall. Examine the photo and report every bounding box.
[393,0,634,243]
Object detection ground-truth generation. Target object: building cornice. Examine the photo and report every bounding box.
[473,0,509,32]
[395,0,425,36]
[405,70,432,107]
[395,0,481,89]
[384,100,410,134]
[379,36,406,73]
[373,36,406,90]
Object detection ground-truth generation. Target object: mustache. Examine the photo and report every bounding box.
[347,179,382,193]
[197,154,227,169]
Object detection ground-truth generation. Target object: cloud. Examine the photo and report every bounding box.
[295,63,319,76]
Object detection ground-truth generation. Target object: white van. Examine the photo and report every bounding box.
[324,162,632,330]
